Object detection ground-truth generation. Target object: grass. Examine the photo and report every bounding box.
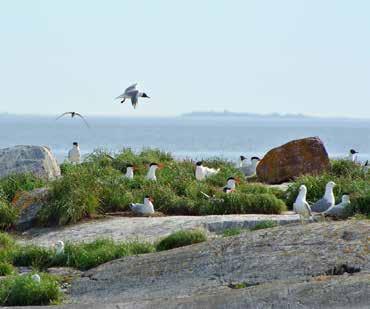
[0,199,18,230]
[222,227,244,237]
[251,220,277,230]
[38,148,288,226]
[156,229,207,251]
[0,262,16,276]
[0,273,62,306]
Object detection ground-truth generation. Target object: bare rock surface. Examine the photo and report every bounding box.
[0,145,60,180]
[257,137,330,184]
[7,221,370,308]
[19,214,300,246]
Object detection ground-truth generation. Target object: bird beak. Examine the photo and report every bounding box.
[235,178,241,184]
[149,197,154,203]
[158,163,165,169]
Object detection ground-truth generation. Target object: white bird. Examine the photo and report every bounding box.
[323,194,351,219]
[195,161,220,181]
[311,181,336,213]
[237,155,247,168]
[115,83,150,109]
[55,240,65,255]
[241,156,261,177]
[293,185,312,221]
[124,164,134,179]
[146,163,163,181]
[130,196,155,215]
[363,160,369,172]
[31,274,41,283]
[68,142,81,164]
[56,112,90,128]
[223,177,238,193]
[347,149,359,162]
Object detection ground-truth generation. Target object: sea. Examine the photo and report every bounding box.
[2,115,370,164]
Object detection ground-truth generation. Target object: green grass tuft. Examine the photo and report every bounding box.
[251,220,277,230]
[222,227,244,237]
[0,273,62,306]
[0,199,18,230]
[0,262,16,276]
[156,229,207,251]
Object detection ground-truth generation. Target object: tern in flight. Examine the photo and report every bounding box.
[56,112,90,128]
[115,83,150,109]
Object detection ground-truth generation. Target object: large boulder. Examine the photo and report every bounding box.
[0,145,60,180]
[257,137,330,184]
[12,188,49,231]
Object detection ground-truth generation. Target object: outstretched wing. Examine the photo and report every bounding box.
[74,113,90,128]
[56,112,73,120]
[125,83,137,93]
[130,91,139,109]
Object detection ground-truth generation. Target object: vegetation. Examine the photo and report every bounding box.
[222,227,244,237]
[156,229,207,251]
[0,199,18,230]
[0,273,62,306]
[38,148,287,226]
[0,262,16,276]
[251,220,277,230]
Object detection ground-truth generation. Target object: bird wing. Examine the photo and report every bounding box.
[125,83,138,93]
[115,93,126,99]
[304,201,312,216]
[130,91,139,109]
[74,113,90,128]
[56,112,73,120]
[311,198,331,213]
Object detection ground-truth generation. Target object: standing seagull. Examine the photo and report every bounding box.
[68,142,81,164]
[311,181,336,213]
[115,83,150,109]
[323,194,351,219]
[56,112,90,128]
[347,149,359,162]
[293,185,312,222]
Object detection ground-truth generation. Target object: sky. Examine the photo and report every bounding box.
[0,0,370,118]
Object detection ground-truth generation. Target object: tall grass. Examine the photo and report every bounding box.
[0,199,18,230]
[156,230,207,251]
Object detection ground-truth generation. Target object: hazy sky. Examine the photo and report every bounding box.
[1,0,370,117]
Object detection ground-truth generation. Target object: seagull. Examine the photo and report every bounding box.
[31,274,41,283]
[68,142,81,164]
[237,155,247,168]
[56,112,90,128]
[323,194,350,219]
[223,177,238,193]
[363,160,369,172]
[347,149,359,162]
[311,181,336,213]
[55,240,65,255]
[146,162,164,181]
[195,161,220,181]
[293,185,312,222]
[130,196,155,215]
[115,83,150,109]
[241,156,261,177]
[124,164,135,179]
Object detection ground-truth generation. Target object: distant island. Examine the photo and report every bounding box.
[181,110,369,121]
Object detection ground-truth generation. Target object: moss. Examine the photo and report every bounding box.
[156,230,207,251]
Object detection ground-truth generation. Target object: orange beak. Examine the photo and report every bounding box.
[133,166,137,171]
[149,197,154,203]
[158,163,165,169]
[235,177,241,184]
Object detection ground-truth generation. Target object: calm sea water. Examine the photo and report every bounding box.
[2,116,370,163]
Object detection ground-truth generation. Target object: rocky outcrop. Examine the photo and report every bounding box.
[257,137,330,184]
[12,188,49,231]
[20,214,300,246]
[0,145,60,180]
[66,221,369,307]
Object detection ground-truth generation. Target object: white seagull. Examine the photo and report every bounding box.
[130,196,155,215]
[31,274,41,283]
[115,83,150,109]
[311,181,336,213]
[223,177,238,193]
[146,162,163,181]
[68,142,81,164]
[241,156,261,177]
[293,185,312,222]
[323,194,351,219]
[124,164,134,179]
[55,240,65,255]
[56,112,90,128]
[195,161,220,181]
[347,149,359,162]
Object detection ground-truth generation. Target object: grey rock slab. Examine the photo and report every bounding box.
[0,145,60,180]
[67,220,369,305]
[19,214,300,247]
